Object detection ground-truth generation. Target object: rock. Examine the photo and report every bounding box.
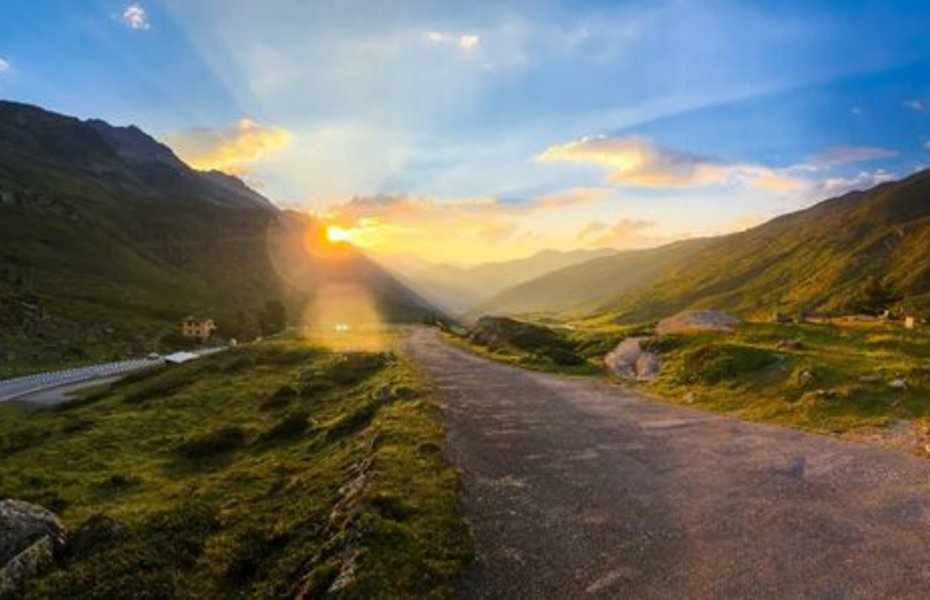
[889,379,908,391]
[0,500,67,597]
[604,337,659,381]
[798,369,815,386]
[775,338,803,349]
[0,500,66,565]
[656,310,741,335]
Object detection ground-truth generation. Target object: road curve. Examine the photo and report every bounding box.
[403,327,930,599]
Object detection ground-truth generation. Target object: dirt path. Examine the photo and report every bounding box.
[403,327,930,599]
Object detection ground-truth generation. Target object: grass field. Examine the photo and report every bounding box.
[0,331,471,598]
[453,316,930,452]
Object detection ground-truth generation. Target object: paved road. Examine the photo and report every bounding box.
[0,348,225,404]
[404,328,930,599]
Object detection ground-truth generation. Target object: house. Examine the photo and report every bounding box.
[181,316,216,342]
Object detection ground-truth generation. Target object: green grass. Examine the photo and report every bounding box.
[453,316,930,442]
[0,334,471,598]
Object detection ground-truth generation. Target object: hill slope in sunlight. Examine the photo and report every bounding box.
[0,101,438,376]
[477,171,930,322]
[376,247,618,315]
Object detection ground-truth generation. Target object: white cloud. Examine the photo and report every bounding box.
[538,135,806,191]
[425,31,480,51]
[122,4,150,30]
[0,57,8,73]
[903,99,926,112]
[813,169,897,197]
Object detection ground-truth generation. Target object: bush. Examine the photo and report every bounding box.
[675,344,776,385]
[260,385,297,411]
[176,426,247,459]
[260,410,310,442]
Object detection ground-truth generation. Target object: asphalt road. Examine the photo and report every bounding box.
[404,328,930,599]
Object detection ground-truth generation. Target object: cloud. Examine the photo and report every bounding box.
[164,119,293,176]
[536,186,610,209]
[122,4,150,30]
[577,217,657,248]
[538,135,805,191]
[804,146,898,167]
[425,31,481,50]
[0,57,8,73]
[815,169,897,196]
[903,99,926,112]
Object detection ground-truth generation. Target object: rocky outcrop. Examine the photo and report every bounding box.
[0,499,67,597]
[604,337,660,381]
[656,310,741,335]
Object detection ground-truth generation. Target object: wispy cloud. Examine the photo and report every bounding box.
[903,99,926,112]
[804,146,898,167]
[579,217,656,248]
[538,135,805,191]
[121,4,150,30]
[163,119,293,176]
[425,31,481,50]
[0,57,9,73]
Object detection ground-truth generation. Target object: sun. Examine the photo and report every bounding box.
[326,225,354,244]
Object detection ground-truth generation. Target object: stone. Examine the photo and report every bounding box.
[889,379,908,390]
[604,337,660,381]
[656,310,741,335]
[0,500,67,597]
[0,500,66,565]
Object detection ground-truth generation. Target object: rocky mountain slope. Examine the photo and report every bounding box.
[0,101,437,375]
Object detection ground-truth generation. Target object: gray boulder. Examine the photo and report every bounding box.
[604,337,660,381]
[0,500,67,596]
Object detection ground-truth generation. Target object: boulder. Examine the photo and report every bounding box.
[656,310,741,335]
[604,337,659,381]
[0,500,67,596]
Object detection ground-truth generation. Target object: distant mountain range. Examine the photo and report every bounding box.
[374,247,617,315]
[0,101,437,374]
[475,170,930,322]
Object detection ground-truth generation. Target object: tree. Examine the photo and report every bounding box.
[258,300,287,335]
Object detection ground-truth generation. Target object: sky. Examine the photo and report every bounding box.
[2,0,930,264]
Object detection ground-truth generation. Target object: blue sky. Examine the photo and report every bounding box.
[1,0,929,263]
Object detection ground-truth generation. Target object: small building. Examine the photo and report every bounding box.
[181,316,216,342]
[905,316,917,330]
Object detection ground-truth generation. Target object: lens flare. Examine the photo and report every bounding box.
[326,225,354,244]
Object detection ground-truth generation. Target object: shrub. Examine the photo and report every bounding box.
[675,344,775,385]
[260,385,297,411]
[176,426,247,459]
[260,410,310,442]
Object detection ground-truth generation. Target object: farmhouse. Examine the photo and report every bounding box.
[181,316,216,342]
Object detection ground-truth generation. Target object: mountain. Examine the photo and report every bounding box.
[0,100,437,375]
[468,239,711,319]
[376,247,618,315]
[476,171,930,322]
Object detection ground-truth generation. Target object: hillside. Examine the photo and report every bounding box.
[0,101,437,376]
[376,247,617,315]
[469,239,710,319]
[476,170,930,323]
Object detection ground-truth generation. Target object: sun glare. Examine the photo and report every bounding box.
[326,225,354,244]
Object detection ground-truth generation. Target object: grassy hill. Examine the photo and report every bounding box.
[476,171,930,323]
[469,239,710,319]
[375,247,617,316]
[0,101,437,377]
[0,334,470,597]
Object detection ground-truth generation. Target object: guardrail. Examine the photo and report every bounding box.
[0,347,228,403]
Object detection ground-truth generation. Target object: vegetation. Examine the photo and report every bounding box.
[474,170,930,323]
[0,334,471,598]
[0,101,439,378]
[454,314,930,448]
